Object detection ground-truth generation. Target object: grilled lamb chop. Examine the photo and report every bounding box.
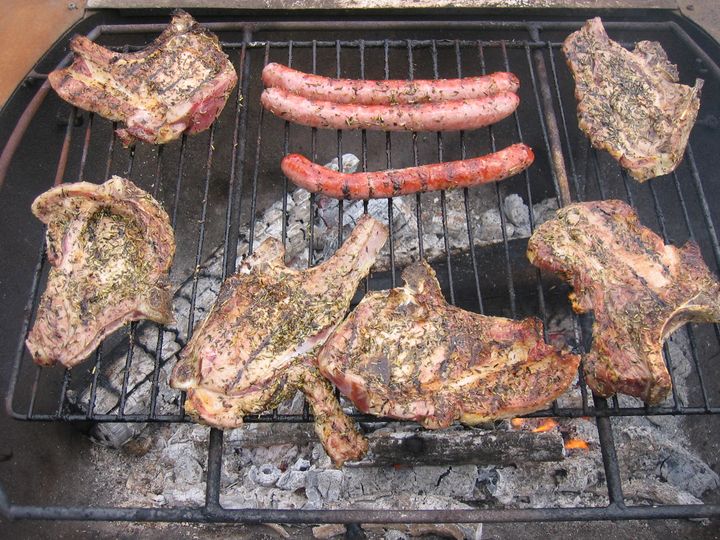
[27,176,175,368]
[563,17,703,182]
[170,215,388,466]
[527,200,720,405]
[48,10,237,146]
[317,261,580,428]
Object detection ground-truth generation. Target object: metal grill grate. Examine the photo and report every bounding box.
[2,14,720,522]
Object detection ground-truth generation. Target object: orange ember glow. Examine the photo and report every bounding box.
[532,418,559,433]
[511,418,525,428]
[564,438,590,450]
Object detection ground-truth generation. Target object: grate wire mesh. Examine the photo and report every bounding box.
[2,15,720,522]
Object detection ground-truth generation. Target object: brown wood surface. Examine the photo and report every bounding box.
[0,0,85,108]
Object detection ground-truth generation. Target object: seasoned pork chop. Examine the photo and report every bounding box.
[27,177,175,368]
[318,261,580,428]
[48,10,237,146]
[527,200,720,404]
[170,215,388,466]
[563,17,702,181]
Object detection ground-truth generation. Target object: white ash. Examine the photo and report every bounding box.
[263,152,559,270]
[68,153,558,445]
[313,495,483,539]
[78,271,718,532]
[69,152,717,532]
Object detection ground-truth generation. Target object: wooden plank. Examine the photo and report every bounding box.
[353,428,565,466]
[0,0,85,108]
[226,424,565,465]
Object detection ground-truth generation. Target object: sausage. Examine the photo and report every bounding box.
[261,87,520,132]
[262,62,520,105]
[281,143,535,199]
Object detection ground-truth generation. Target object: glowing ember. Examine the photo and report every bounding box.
[564,438,590,450]
[511,418,525,428]
[532,418,559,433]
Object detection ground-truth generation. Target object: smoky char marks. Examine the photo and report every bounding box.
[563,17,702,182]
[25,177,175,369]
[318,261,579,429]
[170,215,388,466]
[48,9,237,146]
[280,144,534,200]
[526,200,720,405]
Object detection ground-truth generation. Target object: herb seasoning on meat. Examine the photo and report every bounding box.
[563,17,703,181]
[26,176,175,368]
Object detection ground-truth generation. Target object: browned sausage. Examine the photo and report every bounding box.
[281,143,535,199]
[261,87,520,132]
[262,62,520,105]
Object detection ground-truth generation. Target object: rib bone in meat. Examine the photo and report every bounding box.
[318,261,580,428]
[170,215,388,466]
[563,17,703,182]
[527,200,720,405]
[48,10,237,146]
[27,176,175,368]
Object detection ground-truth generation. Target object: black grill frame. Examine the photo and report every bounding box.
[2,12,720,523]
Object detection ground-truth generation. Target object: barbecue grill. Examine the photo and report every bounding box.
[1,7,720,528]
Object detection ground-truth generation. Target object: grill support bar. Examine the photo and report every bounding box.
[3,498,720,523]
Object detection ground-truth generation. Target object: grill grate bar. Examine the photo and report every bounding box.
[517,35,561,413]
[359,40,370,295]
[116,146,139,417]
[686,143,720,269]
[456,41,484,313]
[247,44,271,255]
[383,40,397,288]
[148,148,167,418]
[78,113,94,182]
[408,41,426,261]
[646,178,686,412]
[595,409,625,507]
[281,42,292,251]
[431,40,457,306]
[524,44,563,207]
[4,15,720,523]
[302,41,319,422]
[55,106,93,418]
[546,43,581,197]
[206,428,224,509]
[13,403,720,422]
[668,166,715,411]
[307,39,318,269]
[590,146,608,200]
[4,500,720,523]
[224,43,252,278]
[480,42,517,317]
[335,41,345,248]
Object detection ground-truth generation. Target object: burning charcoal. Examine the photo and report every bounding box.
[324,153,361,174]
[250,464,282,487]
[277,470,307,492]
[532,197,559,226]
[477,208,514,242]
[503,193,530,236]
[623,478,705,506]
[293,457,311,471]
[306,470,343,503]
